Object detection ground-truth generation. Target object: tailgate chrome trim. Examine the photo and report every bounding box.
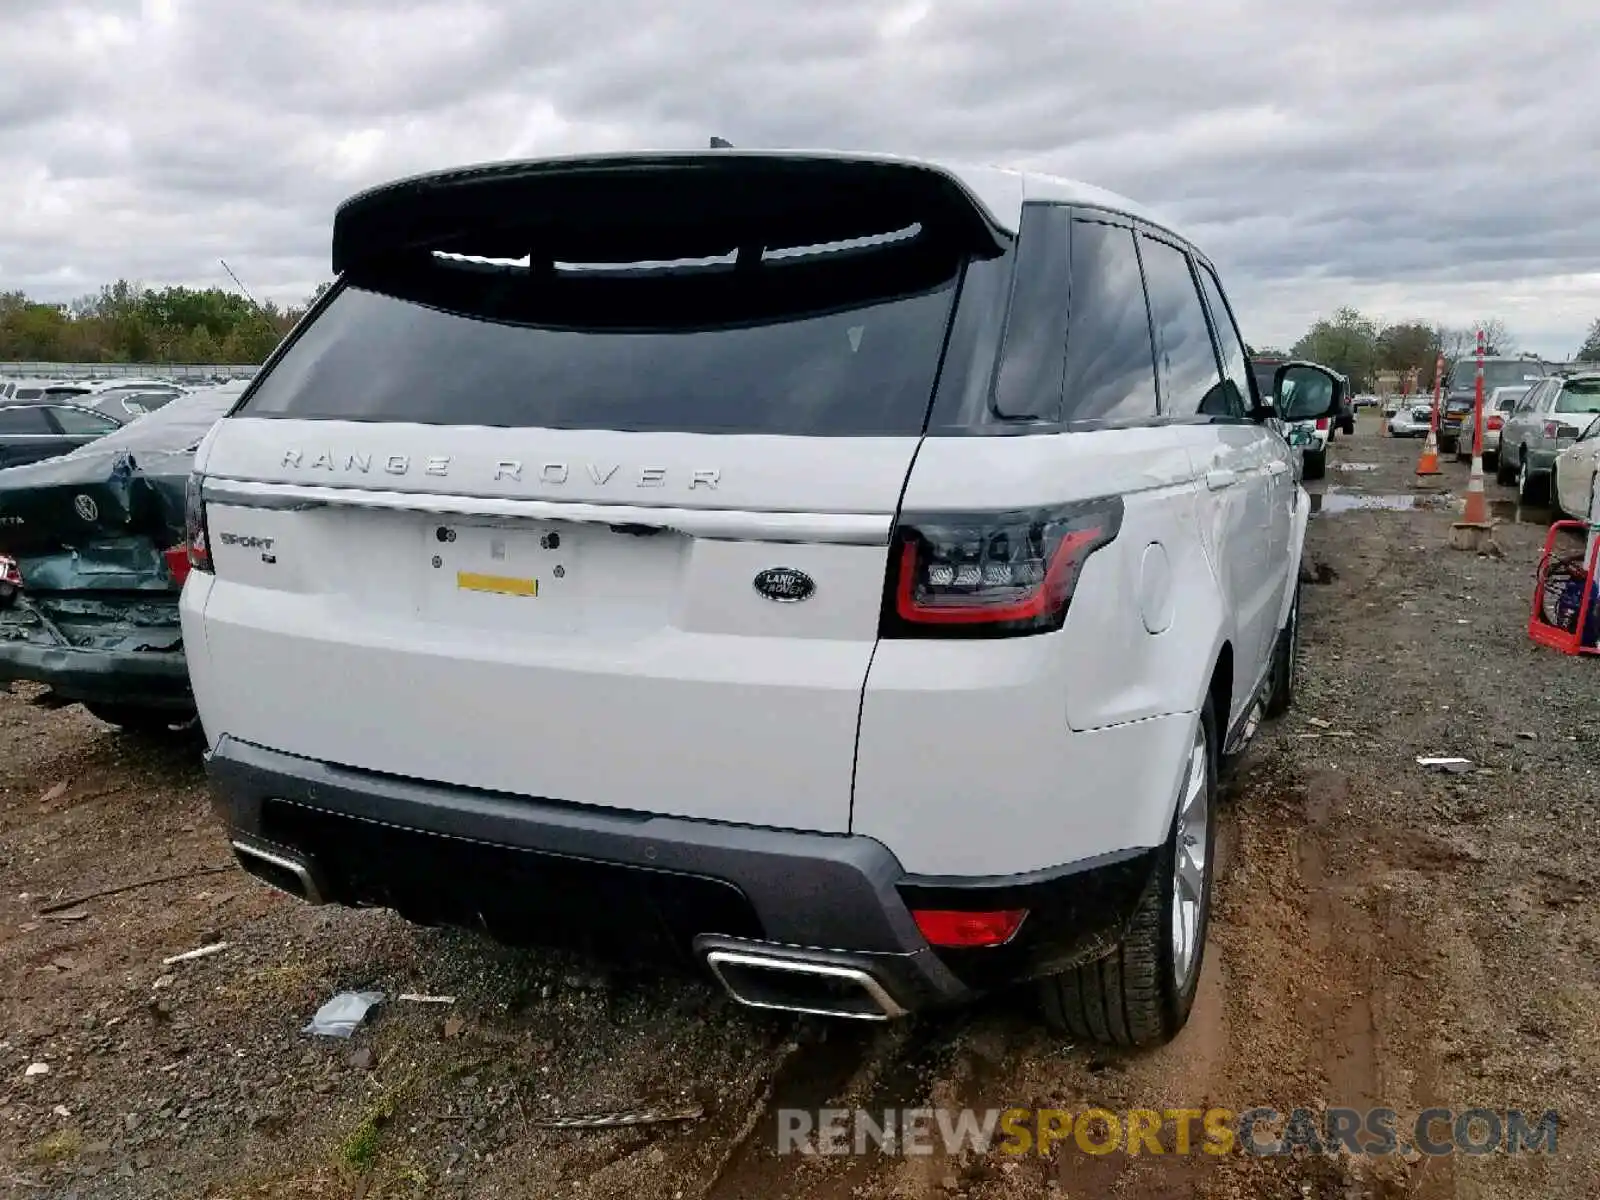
[202,478,891,545]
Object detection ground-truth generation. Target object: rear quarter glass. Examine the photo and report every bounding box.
[240,235,964,436]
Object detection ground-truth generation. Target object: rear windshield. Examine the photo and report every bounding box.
[69,385,243,457]
[242,235,963,436]
[121,391,180,414]
[1556,380,1600,414]
[1451,360,1544,393]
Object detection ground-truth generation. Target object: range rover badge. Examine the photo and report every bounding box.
[753,568,815,603]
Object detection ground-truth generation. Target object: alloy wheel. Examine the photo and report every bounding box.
[1170,727,1210,990]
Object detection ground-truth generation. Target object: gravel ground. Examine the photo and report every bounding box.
[2,413,1596,1198]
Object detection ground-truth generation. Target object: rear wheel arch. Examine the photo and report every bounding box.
[1205,644,1232,747]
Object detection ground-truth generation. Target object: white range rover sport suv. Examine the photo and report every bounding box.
[181,151,1340,1047]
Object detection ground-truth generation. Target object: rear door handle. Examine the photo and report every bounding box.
[1206,469,1239,491]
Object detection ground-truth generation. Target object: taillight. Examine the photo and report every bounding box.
[185,473,212,573]
[912,908,1028,948]
[1487,415,1504,431]
[0,555,21,587]
[881,498,1123,638]
[1315,418,1329,431]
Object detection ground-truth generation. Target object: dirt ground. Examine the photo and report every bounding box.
[4,413,1598,1199]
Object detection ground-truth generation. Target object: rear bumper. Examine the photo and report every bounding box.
[0,637,191,709]
[208,736,1159,1017]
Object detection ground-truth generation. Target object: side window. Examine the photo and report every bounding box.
[1136,234,1226,416]
[0,406,53,434]
[1542,385,1562,413]
[1195,263,1251,417]
[47,406,119,436]
[991,205,1070,420]
[1514,382,1543,413]
[1060,221,1158,423]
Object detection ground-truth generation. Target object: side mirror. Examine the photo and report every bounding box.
[1276,364,1343,422]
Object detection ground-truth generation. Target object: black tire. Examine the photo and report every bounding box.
[1040,698,1217,1048]
[1264,581,1300,718]
[1518,452,1548,505]
[1440,435,1457,455]
[1301,448,1326,481]
[1495,451,1516,486]
[82,702,196,736]
[1455,443,1471,463]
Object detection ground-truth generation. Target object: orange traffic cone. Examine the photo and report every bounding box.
[1415,426,1441,476]
[1461,452,1489,525]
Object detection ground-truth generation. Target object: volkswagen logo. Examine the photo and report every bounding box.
[73,494,99,522]
[753,567,816,603]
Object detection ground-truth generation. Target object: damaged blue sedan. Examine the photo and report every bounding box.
[0,383,242,732]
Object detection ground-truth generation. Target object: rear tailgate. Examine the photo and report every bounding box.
[0,447,192,653]
[190,153,1006,833]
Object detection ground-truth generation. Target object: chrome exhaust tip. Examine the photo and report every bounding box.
[230,839,324,905]
[704,948,905,1021]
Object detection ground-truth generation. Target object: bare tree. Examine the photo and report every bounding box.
[1472,318,1516,356]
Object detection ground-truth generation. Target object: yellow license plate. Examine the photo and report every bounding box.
[456,572,539,597]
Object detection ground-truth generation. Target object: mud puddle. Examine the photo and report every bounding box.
[1310,489,1452,515]
[1488,499,1556,524]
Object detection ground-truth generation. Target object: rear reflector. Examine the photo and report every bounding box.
[911,908,1028,948]
[1315,418,1329,431]
[164,546,192,587]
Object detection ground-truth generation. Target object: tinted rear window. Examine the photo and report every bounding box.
[1451,360,1543,393]
[1137,235,1224,415]
[1060,220,1158,423]
[243,235,963,436]
[0,406,51,434]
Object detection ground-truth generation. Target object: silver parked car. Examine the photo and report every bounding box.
[1455,385,1530,467]
[1387,400,1434,437]
[1498,373,1600,501]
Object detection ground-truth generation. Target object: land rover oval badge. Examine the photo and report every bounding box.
[753,567,815,603]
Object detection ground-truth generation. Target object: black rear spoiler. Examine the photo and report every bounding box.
[330,152,1013,274]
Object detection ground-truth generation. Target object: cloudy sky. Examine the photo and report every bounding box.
[3,0,1598,355]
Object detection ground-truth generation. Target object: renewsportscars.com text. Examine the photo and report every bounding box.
[776,1107,1559,1158]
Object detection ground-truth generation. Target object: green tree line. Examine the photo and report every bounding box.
[1249,310,1534,392]
[1254,309,1600,392]
[7,281,1600,377]
[0,281,326,365]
